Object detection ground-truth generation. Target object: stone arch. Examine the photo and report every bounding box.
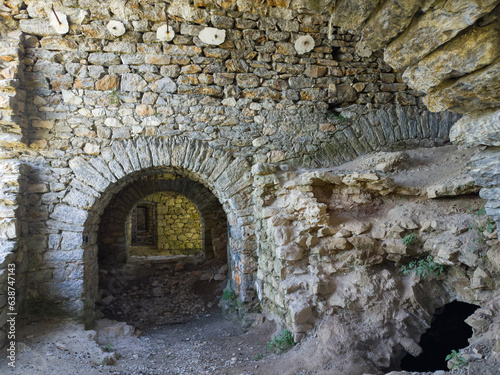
[98,177,227,265]
[51,136,255,323]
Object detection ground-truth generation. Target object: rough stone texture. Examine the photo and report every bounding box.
[0,2,499,371]
[470,146,500,231]
[384,0,500,72]
[330,0,380,32]
[423,59,500,113]
[450,109,500,148]
[403,21,500,93]
[356,0,423,57]
[0,161,28,348]
[129,192,203,257]
[253,155,499,366]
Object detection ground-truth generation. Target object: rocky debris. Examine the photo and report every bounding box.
[253,145,500,369]
[98,263,227,329]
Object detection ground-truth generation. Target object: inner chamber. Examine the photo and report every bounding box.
[95,173,229,328]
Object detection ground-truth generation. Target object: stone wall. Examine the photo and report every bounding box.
[0,160,28,348]
[129,191,203,257]
[0,30,27,147]
[15,0,455,167]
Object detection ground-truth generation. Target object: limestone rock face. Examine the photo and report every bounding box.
[330,0,380,32]
[403,21,500,92]
[356,0,423,57]
[450,109,500,148]
[384,0,499,72]
[423,59,500,113]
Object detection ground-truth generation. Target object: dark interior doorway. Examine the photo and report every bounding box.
[399,301,479,372]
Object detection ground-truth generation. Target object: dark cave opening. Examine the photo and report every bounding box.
[398,301,479,372]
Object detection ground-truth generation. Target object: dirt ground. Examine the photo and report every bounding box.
[0,276,376,375]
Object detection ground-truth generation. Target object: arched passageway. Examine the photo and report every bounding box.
[95,173,230,327]
[97,176,228,266]
[47,136,255,325]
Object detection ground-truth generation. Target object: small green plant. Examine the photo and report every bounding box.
[402,233,416,246]
[102,343,113,352]
[337,114,346,122]
[267,329,295,353]
[400,255,444,278]
[221,289,236,301]
[109,90,120,105]
[445,349,467,371]
[469,206,496,248]
[254,353,265,361]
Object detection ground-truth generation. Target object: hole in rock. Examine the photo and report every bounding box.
[398,301,479,372]
[95,174,229,329]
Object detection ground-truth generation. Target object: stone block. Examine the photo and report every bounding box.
[214,73,235,86]
[88,53,121,66]
[50,205,88,225]
[289,299,313,324]
[236,74,260,88]
[40,36,78,51]
[471,268,490,289]
[33,60,65,76]
[288,76,313,89]
[61,231,83,250]
[69,156,110,192]
[19,19,57,36]
[324,238,352,251]
[348,236,376,251]
[95,75,120,91]
[383,240,408,255]
[151,77,177,93]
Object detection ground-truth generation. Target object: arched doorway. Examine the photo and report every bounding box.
[50,136,255,325]
[96,172,230,327]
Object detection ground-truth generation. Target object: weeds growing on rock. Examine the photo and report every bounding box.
[402,233,416,246]
[109,90,120,105]
[469,206,496,249]
[221,289,236,301]
[400,255,444,278]
[102,343,113,352]
[445,349,467,371]
[267,329,295,353]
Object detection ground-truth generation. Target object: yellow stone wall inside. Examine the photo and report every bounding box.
[129,192,203,257]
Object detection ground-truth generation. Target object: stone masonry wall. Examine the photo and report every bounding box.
[130,191,203,257]
[0,160,28,348]
[16,0,457,167]
[0,30,27,147]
